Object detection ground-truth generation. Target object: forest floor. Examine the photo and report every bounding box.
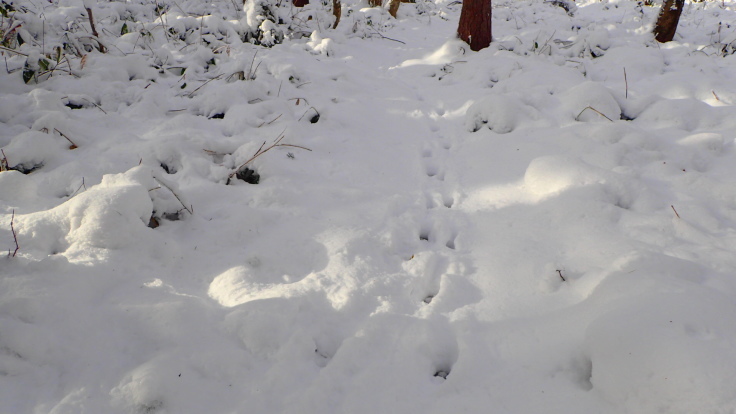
[3,0,736,413]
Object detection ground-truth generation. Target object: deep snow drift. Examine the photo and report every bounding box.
[3,0,736,412]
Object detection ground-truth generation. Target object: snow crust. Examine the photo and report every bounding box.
[4,0,736,413]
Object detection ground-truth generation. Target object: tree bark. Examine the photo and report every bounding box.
[368,0,382,7]
[388,0,400,18]
[332,0,341,29]
[457,0,492,51]
[653,0,684,43]
[293,0,308,7]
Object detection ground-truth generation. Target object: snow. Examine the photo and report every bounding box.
[3,0,736,413]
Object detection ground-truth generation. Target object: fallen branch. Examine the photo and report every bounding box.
[9,209,19,257]
[576,106,614,122]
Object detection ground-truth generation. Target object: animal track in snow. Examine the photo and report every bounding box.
[425,192,454,210]
[424,161,441,178]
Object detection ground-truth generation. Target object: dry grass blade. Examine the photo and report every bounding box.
[576,106,614,122]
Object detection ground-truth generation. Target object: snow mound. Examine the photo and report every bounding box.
[523,155,623,198]
[16,169,153,255]
[3,130,67,173]
[465,94,534,133]
[0,170,40,205]
[635,98,723,131]
[560,81,621,122]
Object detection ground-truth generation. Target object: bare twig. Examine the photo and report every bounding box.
[0,45,28,56]
[153,176,193,215]
[712,90,721,102]
[9,210,19,257]
[85,7,106,53]
[227,130,312,183]
[623,67,628,99]
[576,106,614,122]
[556,269,566,282]
[69,177,87,197]
[82,98,107,114]
[53,128,78,149]
[671,205,681,219]
[370,28,406,44]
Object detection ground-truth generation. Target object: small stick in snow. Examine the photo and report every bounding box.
[712,90,721,102]
[85,8,106,53]
[0,45,28,57]
[369,27,406,44]
[153,176,193,215]
[671,205,681,219]
[624,67,628,99]
[82,98,107,114]
[69,177,87,197]
[54,128,78,149]
[9,209,19,258]
[556,269,566,282]
[576,106,614,122]
[227,130,312,184]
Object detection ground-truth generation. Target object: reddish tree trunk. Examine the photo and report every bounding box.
[457,0,492,51]
[653,0,684,43]
[293,0,308,7]
[332,0,341,28]
[388,0,400,18]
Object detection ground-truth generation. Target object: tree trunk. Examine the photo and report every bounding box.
[368,0,382,7]
[332,0,341,29]
[293,0,308,7]
[457,0,492,51]
[653,0,684,43]
[388,0,400,18]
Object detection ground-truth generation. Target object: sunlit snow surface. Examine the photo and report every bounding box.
[3,0,736,412]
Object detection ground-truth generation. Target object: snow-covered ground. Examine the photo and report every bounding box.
[3,0,736,412]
